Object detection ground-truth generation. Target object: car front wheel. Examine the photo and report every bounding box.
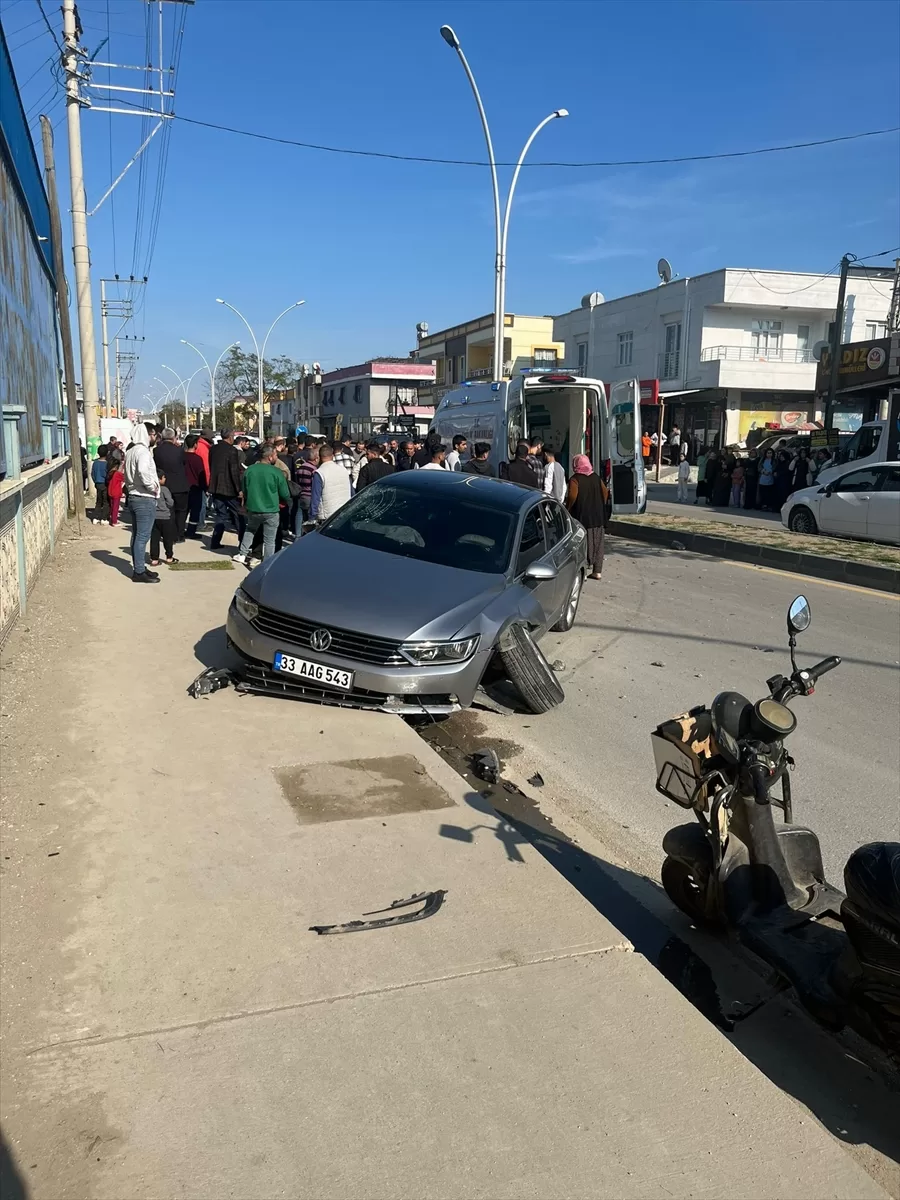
[789,506,818,536]
[551,571,583,632]
[498,624,565,714]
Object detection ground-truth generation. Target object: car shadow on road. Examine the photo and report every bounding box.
[193,625,239,669]
[438,777,900,1179]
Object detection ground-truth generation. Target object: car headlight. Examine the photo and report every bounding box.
[400,636,480,665]
[234,588,259,623]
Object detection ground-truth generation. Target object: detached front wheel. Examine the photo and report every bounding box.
[498,624,565,714]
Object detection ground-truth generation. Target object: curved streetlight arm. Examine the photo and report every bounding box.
[217,298,263,437]
[497,110,568,364]
[260,302,306,437]
[441,26,503,381]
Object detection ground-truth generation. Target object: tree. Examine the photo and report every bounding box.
[209,346,303,432]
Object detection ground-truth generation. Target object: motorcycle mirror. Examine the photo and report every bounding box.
[787,595,811,635]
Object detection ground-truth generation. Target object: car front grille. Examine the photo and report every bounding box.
[250,602,408,667]
[237,659,456,713]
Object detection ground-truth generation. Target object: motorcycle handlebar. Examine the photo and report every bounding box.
[805,655,841,683]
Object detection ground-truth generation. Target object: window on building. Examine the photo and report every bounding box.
[751,319,782,357]
[353,384,362,404]
[459,354,466,380]
[617,331,634,367]
[662,322,681,378]
[797,325,810,350]
[576,341,588,373]
[534,348,558,368]
[434,358,445,384]
[866,321,888,340]
[338,386,345,406]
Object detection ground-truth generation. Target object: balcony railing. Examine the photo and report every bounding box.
[700,345,814,364]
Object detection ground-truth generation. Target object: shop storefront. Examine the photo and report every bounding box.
[816,335,896,427]
[662,389,726,459]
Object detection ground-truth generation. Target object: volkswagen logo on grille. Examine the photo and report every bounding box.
[310,628,332,652]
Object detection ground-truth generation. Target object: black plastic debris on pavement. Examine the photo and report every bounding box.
[471,748,500,784]
[527,772,545,788]
[310,890,447,935]
[186,666,243,699]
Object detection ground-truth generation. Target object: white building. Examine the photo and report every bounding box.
[553,266,895,449]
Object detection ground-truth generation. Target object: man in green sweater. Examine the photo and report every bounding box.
[233,444,291,566]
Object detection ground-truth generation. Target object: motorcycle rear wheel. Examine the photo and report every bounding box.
[661,856,722,928]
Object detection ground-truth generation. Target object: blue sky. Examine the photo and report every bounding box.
[4,0,899,406]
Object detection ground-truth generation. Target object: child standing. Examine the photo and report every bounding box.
[106,453,125,526]
[676,450,691,502]
[149,473,178,565]
[90,445,109,523]
[730,460,745,507]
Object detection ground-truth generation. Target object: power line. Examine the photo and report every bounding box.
[169,116,899,169]
[34,0,63,52]
[856,245,900,262]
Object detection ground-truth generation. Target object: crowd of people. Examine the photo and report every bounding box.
[691,444,838,511]
[94,423,610,583]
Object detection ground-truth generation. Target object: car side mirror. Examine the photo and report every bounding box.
[787,595,811,635]
[524,560,558,582]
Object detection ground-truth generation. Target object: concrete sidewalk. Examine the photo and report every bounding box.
[0,524,889,1199]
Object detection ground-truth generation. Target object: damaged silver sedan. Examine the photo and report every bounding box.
[226,470,587,715]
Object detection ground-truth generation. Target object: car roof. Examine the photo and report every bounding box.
[385,468,540,513]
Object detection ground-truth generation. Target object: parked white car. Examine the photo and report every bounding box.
[781,462,900,545]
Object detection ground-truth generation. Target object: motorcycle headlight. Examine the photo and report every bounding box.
[400,636,480,665]
[234,588,259,623]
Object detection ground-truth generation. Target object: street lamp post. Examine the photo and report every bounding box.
[181,339,240,432]
[439,25,567,382]
[215,299,306,440]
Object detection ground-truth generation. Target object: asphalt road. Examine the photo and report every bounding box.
[466,536,900,884]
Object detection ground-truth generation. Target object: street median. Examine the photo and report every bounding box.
[608,514,900,594]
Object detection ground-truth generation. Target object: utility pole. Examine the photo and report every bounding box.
[887,258,900,334]
[62,0,102,470]
[40,115,86,529]
[823,254,855,431]
[100,279,111,418]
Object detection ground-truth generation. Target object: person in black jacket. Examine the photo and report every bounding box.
[502,442,539,488]
[208,430,246,549]
[153,428,190,541]
[413,432,443,469]
[462,442,496,477]
[356,441,395,491]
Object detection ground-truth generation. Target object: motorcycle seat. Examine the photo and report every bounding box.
[843,842,900,939]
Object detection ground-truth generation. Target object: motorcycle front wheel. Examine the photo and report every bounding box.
[661,856,722,928]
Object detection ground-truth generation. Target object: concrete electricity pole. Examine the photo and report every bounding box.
[39,115,86,527]
[62,0,102,466]
[824,253,856,431]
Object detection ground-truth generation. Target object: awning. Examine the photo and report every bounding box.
[658,388,703,399]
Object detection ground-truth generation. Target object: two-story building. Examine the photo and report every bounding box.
[413,312,564,406]
[553,266,895,452]
[317,359,436,440]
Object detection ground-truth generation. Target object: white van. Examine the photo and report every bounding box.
[430,370,647,515]
[817,392,900,487]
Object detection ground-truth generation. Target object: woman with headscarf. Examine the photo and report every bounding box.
[565,454,608,580]
[774,450,793,509]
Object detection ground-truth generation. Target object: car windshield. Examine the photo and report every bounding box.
[319,484,515,574]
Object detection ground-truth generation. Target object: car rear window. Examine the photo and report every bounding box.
[319,484,515,573]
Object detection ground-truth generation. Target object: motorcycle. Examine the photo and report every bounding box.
[651,595,900,1058]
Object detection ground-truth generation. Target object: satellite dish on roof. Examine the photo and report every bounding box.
[812,340,830,361]
[658,258,673,284]
[581,291,605,308]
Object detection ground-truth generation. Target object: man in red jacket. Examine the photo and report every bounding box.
[183,434,209,538]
